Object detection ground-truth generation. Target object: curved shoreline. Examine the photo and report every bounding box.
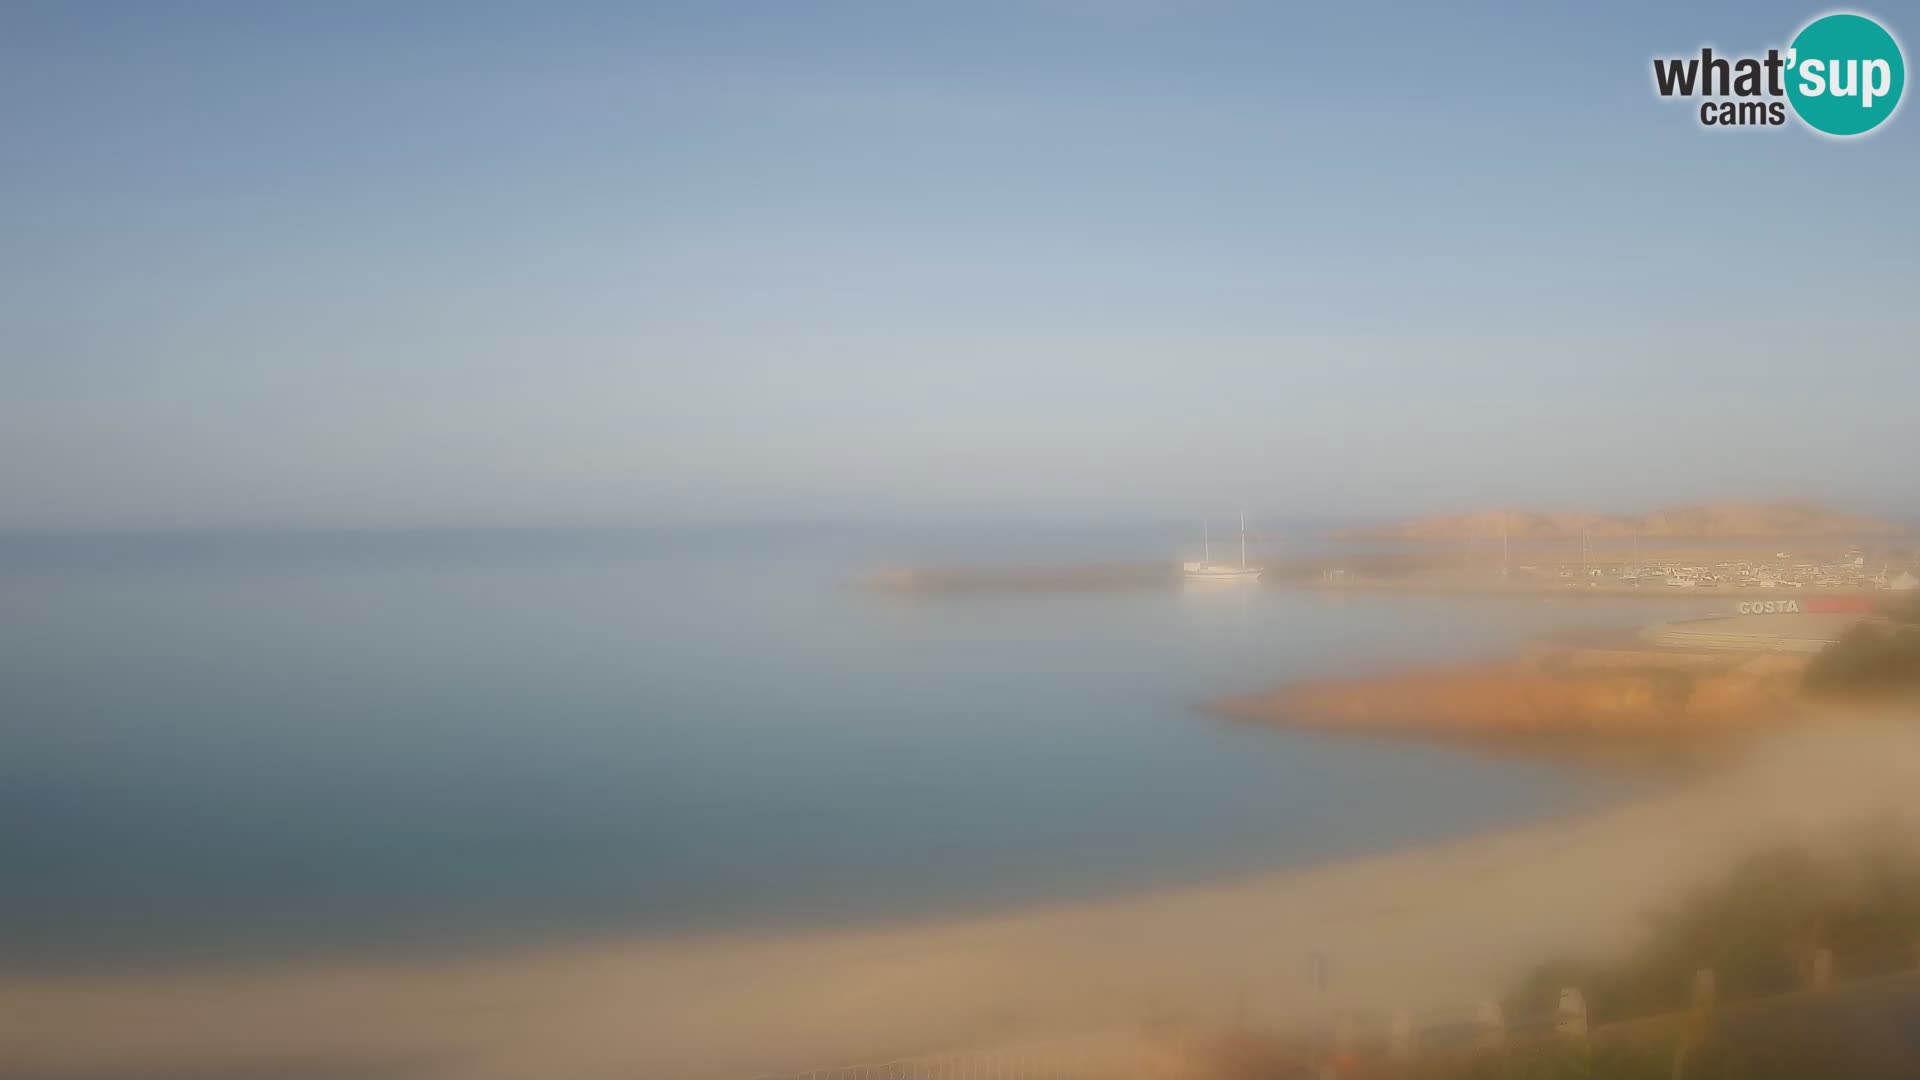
[4,707,1917,1080]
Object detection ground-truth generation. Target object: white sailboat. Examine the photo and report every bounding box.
[1184,510,1262,583]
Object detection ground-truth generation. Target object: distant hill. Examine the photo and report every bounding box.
[1331,500,1907,542]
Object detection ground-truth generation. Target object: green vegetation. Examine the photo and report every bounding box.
[1878,589,1920,626]
[1803,619,1920,695]
[1394,834,1920,1079]
[1508,831,1920,1025]
[1212,836,1920,1080]
[1399,1019,1920,1080]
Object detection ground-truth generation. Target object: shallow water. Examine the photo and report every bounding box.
[0,523,1720,965]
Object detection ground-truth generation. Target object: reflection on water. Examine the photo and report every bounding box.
[0,524,1716,964]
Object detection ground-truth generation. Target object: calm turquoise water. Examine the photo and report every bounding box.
[0,525,1711,966]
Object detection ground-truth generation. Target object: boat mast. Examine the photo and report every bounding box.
[1239,509,1247,571]
[1203,519,1211,563]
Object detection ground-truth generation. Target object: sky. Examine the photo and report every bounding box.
[2,1,1916,530]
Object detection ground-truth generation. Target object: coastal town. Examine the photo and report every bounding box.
[1515,543,1916,590]
[1312,541,1920,596]
[1304,501,1919,596]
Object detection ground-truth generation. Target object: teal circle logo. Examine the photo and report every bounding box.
[1786,13,1905,136]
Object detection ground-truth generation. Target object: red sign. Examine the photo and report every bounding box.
[1806,596,1875,614]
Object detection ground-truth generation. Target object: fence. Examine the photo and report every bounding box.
[748,946,1920,1080]
[751,1050,1112,1080]
[1281,951,1920,1078]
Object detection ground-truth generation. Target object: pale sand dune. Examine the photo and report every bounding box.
[5,708,1919,1080]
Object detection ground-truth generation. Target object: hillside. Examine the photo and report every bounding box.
[1331,500,1905,542]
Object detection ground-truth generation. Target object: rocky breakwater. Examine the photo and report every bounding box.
[1208,649,1811,744]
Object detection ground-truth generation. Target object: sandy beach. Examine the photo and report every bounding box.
[5,706,1919,1080]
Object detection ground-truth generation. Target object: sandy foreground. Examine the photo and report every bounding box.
[5,707,1920,1080]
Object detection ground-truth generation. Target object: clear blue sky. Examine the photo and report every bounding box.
[3,1,1915,529]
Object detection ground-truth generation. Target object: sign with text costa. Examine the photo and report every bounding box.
[1735,597,1875,614]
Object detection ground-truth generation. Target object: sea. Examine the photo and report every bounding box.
[0,522,1723,968]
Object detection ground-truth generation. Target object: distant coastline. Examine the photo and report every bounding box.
[1329,499,1908,542]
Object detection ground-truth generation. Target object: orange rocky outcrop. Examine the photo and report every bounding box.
[1209,653,1808,741]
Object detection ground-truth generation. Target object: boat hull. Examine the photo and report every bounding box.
[1183,566,1262,583]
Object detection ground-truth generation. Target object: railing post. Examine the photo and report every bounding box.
[1387,1009,1417,1063]
[1475,999,1506,1050]
[1810,947,1833,991]
[1556,987,1588,1039]
[1691,968,1716,1017]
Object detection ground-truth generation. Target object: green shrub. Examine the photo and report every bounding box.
[1878,591,1920,626]
[1508,831,1920,1025]
[1803,622,1920,695]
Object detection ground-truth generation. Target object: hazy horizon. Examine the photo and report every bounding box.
[0,498,1917,538]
